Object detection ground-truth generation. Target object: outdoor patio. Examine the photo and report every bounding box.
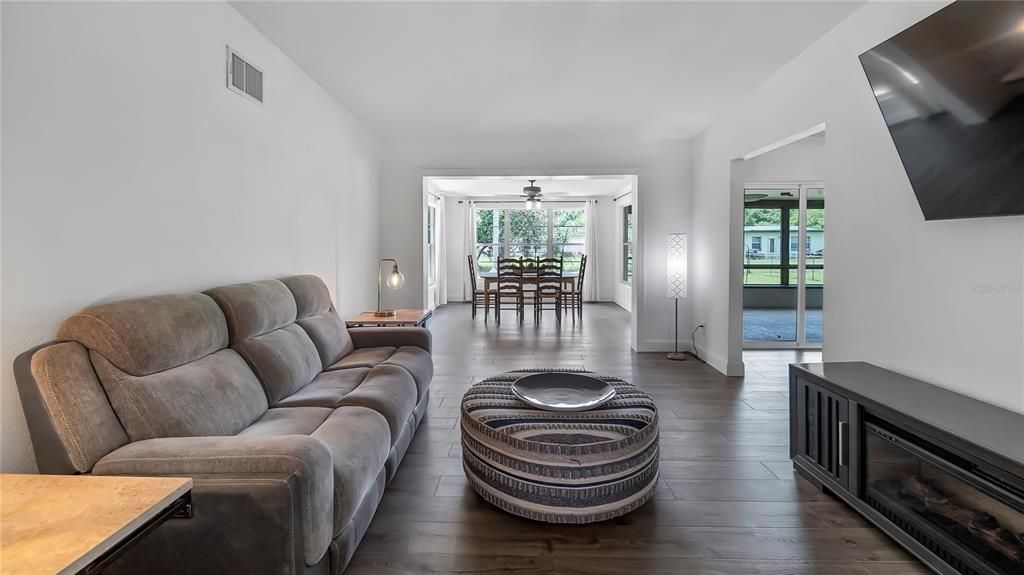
[743,308,822,342]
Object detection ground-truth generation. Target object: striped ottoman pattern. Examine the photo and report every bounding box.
[460,369,659,524]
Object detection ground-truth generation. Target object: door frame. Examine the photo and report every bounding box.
[741,181,823,350]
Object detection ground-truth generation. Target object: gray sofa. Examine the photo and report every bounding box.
[13,275,432,574]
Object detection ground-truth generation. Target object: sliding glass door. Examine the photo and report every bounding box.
[742,184,824,347]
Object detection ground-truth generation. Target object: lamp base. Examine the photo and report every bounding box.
[373,309,397,318]
[665,352,688,361]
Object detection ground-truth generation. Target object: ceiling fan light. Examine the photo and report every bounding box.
[523,179,543,209]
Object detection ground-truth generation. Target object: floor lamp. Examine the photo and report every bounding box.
[666,233,688,360]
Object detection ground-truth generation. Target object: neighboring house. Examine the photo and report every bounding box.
[744,226,824,259]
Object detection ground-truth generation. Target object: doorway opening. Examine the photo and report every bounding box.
[730,126,826,354]
[421,173,641,348]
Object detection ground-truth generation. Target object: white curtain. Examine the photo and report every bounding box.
[583,199,599,301]
[436,198,447,306]
[462,200,476,301]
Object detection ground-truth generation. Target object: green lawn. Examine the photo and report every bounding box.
[744,267,824,286]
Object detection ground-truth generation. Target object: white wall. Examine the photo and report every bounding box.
[741,134,826,183]
[691,1,1024,411]
[1,1,380,472]
[381,138,692,352]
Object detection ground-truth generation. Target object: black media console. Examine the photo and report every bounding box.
[789,362,1024,575]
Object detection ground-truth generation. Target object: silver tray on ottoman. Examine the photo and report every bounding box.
[511,372,617,412]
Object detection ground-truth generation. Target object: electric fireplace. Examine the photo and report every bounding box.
[790,362,1024,575]
[864,422,1024,574]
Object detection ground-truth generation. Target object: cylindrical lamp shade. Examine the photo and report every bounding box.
[667,233,687,299]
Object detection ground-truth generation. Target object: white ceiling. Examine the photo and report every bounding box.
[429,175,632,197]
[232,1,864,141]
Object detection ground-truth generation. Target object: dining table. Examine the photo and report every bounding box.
[478,270,579,310]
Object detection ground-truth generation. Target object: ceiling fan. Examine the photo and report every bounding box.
[523,179,543,210]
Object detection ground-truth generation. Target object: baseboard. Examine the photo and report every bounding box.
[693,343,744,377]
[636,338,695,354]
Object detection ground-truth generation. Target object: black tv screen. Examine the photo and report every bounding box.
[860,0,1024,220]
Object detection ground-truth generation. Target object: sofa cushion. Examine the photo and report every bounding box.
[310,406,391,536]
[238,407,333,437]
[280,275,333,320]
[205,280,297,342]
[336,365,417,446]
[57,293,228,376]
[281,275,355,369]
[328,346,396,370]
[232,324,322,405]
[297,312,353,369]
[90,349,267,441]
[381,346,433,401]
[274,368,369,409]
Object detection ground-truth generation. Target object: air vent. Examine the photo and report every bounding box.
[226,47,263,104]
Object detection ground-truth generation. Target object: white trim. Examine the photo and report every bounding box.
[742,123,825,161]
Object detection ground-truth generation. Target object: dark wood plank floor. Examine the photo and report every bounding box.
[349,303,928,574]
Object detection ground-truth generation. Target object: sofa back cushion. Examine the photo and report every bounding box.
[57,293,229,376]
[58,293,267,441]
[206,280,322,405]
[90,349,267,441]
[280,275,353,368]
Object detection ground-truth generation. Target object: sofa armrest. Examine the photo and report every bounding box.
[92,435,332,566]
[348,327,431,353]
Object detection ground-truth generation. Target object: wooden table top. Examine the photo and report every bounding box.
[1,474,192,575]
[347,308,431,326]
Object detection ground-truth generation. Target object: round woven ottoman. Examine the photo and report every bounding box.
[460,369,659,524]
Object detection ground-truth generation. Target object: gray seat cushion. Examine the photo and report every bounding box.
[310,406,391,536]
[380,346,433,401]
[274,368,369,409]
[238,407,333,437]
[329,346,396,370]
[329,346,432,402]
[336,365,417,446]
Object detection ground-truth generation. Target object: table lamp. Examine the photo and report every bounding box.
[375,258,405,317]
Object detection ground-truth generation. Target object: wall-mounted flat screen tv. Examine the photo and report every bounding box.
[860,0,1024,220]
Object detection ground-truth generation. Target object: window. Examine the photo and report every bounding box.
[552,209,585,272]
[751,236,762,251]
[474,208,505,274]
[622,204,633,283]
[474,207,586,274]
[426,206,437,287]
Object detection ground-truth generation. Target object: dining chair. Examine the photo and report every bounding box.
[532,257,564,323]
[563,254,587,319]
[494,257,525,324]
[467,255,494,319]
